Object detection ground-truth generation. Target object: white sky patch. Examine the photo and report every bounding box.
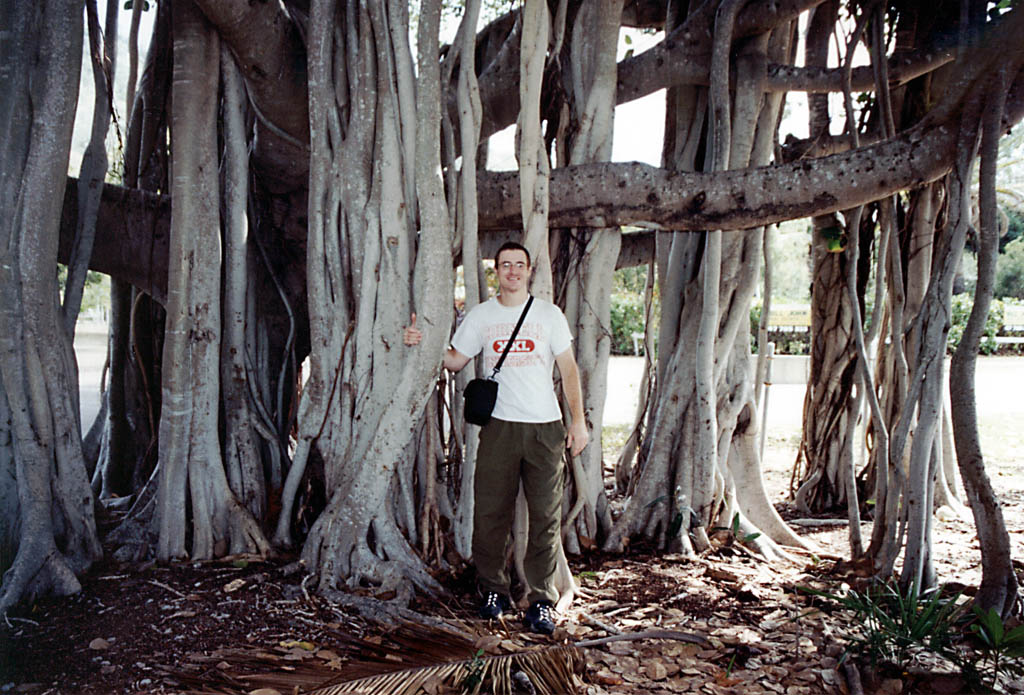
[487,27,666,171]
[71,0,155,176]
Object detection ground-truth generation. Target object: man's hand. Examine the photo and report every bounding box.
[566,419,589,457]
[403,313,422,346]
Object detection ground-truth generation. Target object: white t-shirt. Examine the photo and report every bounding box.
[451,296,572,423]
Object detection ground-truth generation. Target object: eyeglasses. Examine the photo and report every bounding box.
[498,261,528,270]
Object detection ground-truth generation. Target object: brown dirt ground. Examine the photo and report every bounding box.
[3,417,1024,695]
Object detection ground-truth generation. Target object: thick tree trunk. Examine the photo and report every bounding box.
[94,0,171,508]
[792,223,858,514]
[606,14,803,558]
[297,0,452,595]
[446,0,484,561]
[155,0,268,562]
[0,0,102,611]
[790,5,859,515]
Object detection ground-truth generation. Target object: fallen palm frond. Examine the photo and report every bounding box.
[308,645,583,695]
[163,615,706,694]
[308,629,711,694]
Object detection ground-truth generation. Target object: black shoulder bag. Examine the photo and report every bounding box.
[463,296,534,426]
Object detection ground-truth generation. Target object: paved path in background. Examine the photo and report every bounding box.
[75,329,1024,440]
[602,354,1024,430]
[76,326,107,432]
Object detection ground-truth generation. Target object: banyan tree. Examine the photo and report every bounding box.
[1,0,1021,619]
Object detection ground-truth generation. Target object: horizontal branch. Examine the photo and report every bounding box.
[612,0,811,108]
[60,57,1024,290]
[56,118,965,292]
[58,178,169,304]
[479,0,821,138]
[478,88,1024,231]
[766,46,955,94]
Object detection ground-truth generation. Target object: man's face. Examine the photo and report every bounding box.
[495,249,531,294]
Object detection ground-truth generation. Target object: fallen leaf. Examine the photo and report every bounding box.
[474,634,502,652]
[708,567,740,582]
[223,578,246,593]
[622,671,647,684]
[607,641,634,655]
[592,669,623,686]
[646,660,668,680]
[713,670,741,686]
[421,674,444,694]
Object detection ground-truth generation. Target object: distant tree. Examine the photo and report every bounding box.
[996,237,1024,299]
[1005,209,1024,248]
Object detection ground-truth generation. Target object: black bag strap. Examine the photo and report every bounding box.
[490,295,533,378]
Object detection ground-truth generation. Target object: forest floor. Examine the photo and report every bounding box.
[3,356,1024,695]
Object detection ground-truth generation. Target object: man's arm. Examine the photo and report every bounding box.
[554,348,589,457]
[443,347,471,372]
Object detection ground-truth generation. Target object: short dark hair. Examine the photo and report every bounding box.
[495,241,531,267]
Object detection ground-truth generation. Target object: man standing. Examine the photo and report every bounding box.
[404,241,588,635]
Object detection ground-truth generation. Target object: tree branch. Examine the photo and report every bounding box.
[193,0,310,192]
[478,82,1024,231]
[612,0,819,106]
[59,62,1024,289]
[58,178,169,304]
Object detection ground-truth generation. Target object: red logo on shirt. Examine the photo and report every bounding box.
[493,338,535,354]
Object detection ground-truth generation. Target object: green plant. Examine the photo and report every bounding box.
[57,265,110,319]
[461,648,486,693]
[799,581,1024,690]
[996,236,1024,299]
[798,581,966,670]
[711,512,761,548]
[613,265,650,294]
[1001,207,1024,254]
[948,294,1002,355]
[610,292,647,355]
[969,606,1024,686]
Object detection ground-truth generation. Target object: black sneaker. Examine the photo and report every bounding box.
[478,591,512,619]
[522,600,556,635]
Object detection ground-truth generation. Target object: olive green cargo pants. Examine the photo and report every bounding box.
[472,418,565,605]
